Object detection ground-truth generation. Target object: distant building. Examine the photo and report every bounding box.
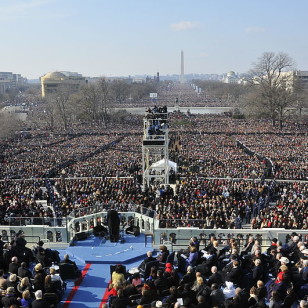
[222,71,239,84]
[180,50,185,84]
[40,71,87,98]
[288,70,308,89]
[132,77,147,83]
[259,70,308,91]
[0,72,27,94]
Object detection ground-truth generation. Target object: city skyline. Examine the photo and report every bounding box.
[1,0,308,79]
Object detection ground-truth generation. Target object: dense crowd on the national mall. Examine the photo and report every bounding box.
[0,110,307,231]
[0,96,307,307]
[114,83,237,108]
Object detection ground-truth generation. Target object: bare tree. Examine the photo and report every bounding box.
[0,112,23,140]
[47,85,73,131]
[292,77,308,125]
[130,82,157,103]
[96,78,112,128]
[0,92,8,105]
[70,78,113,127]
[110,80,130,104]
[76,83,100,121]
[247,52,296,128]
[43,99,56,131]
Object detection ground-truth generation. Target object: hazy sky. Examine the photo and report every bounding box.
[1,0,308,79]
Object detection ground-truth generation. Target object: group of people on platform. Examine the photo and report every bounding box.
[108,232,308,308]
[0,231,81,307]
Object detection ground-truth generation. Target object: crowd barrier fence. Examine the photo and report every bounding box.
[1,211,308,250]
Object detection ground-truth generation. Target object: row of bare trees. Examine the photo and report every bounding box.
[194,52,308,128]
[40,78,158,131]
[2,52,307,134]
[245,52,306,128]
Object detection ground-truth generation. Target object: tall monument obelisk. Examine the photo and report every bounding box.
[180,50,184,84]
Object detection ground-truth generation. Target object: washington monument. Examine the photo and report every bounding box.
[180,50,184,84]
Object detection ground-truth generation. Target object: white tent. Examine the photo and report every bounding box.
[150,159,178,173]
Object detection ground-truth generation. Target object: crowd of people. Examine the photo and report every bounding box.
[234,134,307,181]
[0,132,121,179]
[153,83,236,108]
[1,111,306,180]
[1,174,307,231]
[0,102,307,232]
[108,233,308,308]
[0,179,54,226]
[111,82,234,108]
[171,133,267,179]
[0,230,81,307]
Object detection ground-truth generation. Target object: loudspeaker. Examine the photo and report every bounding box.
[74,232,87,241]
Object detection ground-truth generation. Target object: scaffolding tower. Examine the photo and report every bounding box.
[142,107,169,190]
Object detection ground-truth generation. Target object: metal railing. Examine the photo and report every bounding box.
[1,216,66,227]
[160,237,272,253]
[67,203,156,219]
[0,234,41,244]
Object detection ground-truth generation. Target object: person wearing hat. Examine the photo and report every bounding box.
[280,257,290,266]
[156,245,169,263]
[154,301,162,308]
[165,262,173,273]
[267,238,278,254]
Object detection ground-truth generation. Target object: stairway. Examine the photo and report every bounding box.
[242,223,252,230]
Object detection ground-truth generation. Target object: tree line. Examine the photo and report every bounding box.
[38,79,159,131]
[194,52,308,128]
[1,51,307,136]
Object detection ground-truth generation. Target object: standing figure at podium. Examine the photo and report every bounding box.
[107,207,120,242]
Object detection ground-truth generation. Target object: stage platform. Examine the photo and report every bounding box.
[65,233,153,264]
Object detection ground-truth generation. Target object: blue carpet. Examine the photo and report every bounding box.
[66,234,151,264]
[59,233,153,307]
